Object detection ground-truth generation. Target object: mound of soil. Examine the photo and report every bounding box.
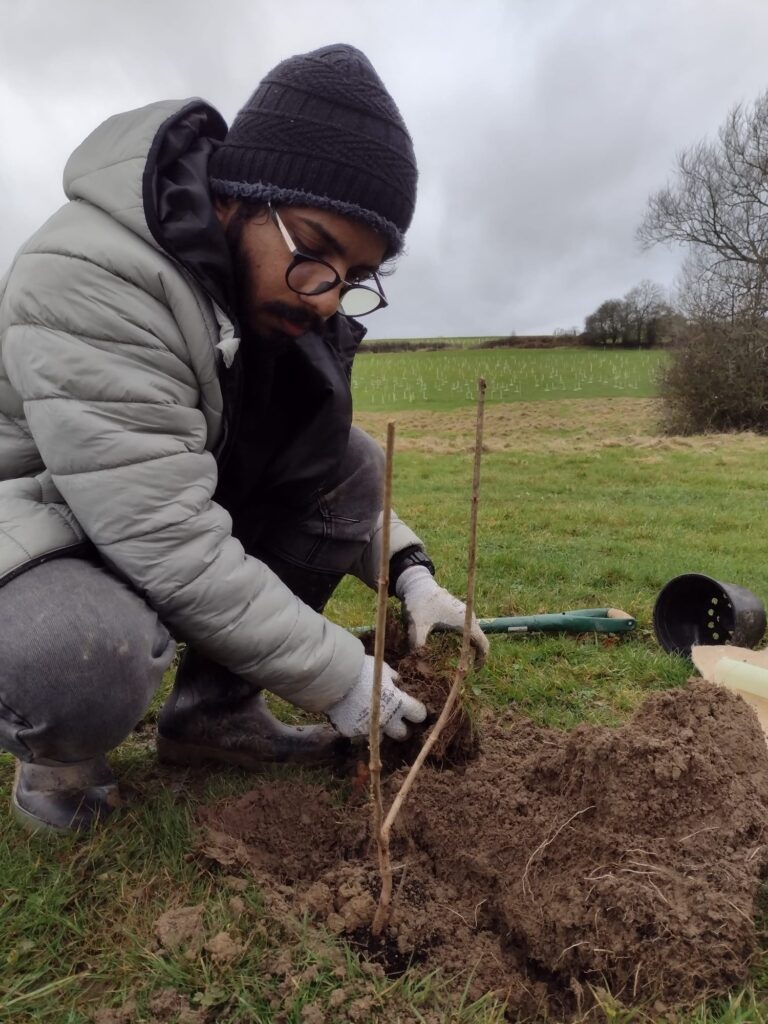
[199,669,768,1019]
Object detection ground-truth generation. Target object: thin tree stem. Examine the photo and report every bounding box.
[374,379,487,932]
[370,421,395,937]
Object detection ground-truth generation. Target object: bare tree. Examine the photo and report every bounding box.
[677,244,768,322]
[623,280,672,346]
[582,282,671,347]
[639,90,768,320]
[584,298,625,345]
[639,89,768,432]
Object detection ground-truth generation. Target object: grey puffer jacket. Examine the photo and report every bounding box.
[0,98,421,713]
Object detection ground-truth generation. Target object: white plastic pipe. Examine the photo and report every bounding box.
[714,658,768,700]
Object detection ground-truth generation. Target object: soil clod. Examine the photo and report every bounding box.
[364,620,480,767]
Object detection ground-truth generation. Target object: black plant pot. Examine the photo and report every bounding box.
[653,573,766,658]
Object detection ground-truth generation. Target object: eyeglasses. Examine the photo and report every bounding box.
[268,202,388,318]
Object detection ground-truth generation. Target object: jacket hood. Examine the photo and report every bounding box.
[64,99,234,312]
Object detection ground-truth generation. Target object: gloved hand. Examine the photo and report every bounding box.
[327,655,427,740]
[395,565,490,662]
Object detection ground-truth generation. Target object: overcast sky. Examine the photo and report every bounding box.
[2,0,768,338]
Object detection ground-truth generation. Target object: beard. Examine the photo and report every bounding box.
[225,210,324,352]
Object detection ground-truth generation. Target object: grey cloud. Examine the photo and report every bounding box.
[3,0,768,337]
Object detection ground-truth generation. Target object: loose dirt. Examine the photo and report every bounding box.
[199,638,768,1020]
[153,904,206,958]
[94,988,207,1024]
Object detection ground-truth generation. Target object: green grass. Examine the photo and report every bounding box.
[360,335,497,348]
[328,439,768,729]
[351,347,666,410]
[2,350,768,1022]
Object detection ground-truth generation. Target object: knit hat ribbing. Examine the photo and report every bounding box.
[208,44,417,256]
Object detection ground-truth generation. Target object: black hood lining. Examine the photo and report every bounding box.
[142,100,235,316]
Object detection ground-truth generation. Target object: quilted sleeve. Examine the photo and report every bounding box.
[2,248,364,712]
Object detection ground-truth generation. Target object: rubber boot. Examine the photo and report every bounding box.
[156,651,350,770]
[12,757,121,833]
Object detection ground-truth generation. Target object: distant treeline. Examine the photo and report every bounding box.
[359,334,568,353]
[472,335,565,349]
[360,340,452,353]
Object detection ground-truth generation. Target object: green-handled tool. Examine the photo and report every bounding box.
[351,608,636,637]
[476,608,635,635]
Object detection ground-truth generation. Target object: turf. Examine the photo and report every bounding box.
[351,347,666,410]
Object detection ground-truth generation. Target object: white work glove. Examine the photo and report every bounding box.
[327,655,427,741]
[396,565,490,663]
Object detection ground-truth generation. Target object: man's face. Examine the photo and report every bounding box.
[216,201,388,345]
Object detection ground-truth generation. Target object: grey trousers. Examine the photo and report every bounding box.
[0,427,384,765]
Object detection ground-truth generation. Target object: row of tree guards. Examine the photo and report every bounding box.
[367,377,487,937]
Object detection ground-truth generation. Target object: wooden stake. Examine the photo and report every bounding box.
[372,378,487,936]
[369,421,395,935]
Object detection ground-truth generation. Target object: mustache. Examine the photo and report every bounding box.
[261,301,324,336]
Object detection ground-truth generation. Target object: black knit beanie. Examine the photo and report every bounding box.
[208,44,417,256]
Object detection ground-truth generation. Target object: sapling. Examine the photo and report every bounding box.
[371,379,486,937]
[368,421,395,925]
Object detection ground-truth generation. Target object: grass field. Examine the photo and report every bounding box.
[352,348,665,410]
[2,350,768,1023]
[360,336,497,348]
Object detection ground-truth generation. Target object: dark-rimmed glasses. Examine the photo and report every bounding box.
[269,202,388,318]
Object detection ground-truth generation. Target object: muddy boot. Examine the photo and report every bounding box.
[156,651,350,770]
[12,757,121,833]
